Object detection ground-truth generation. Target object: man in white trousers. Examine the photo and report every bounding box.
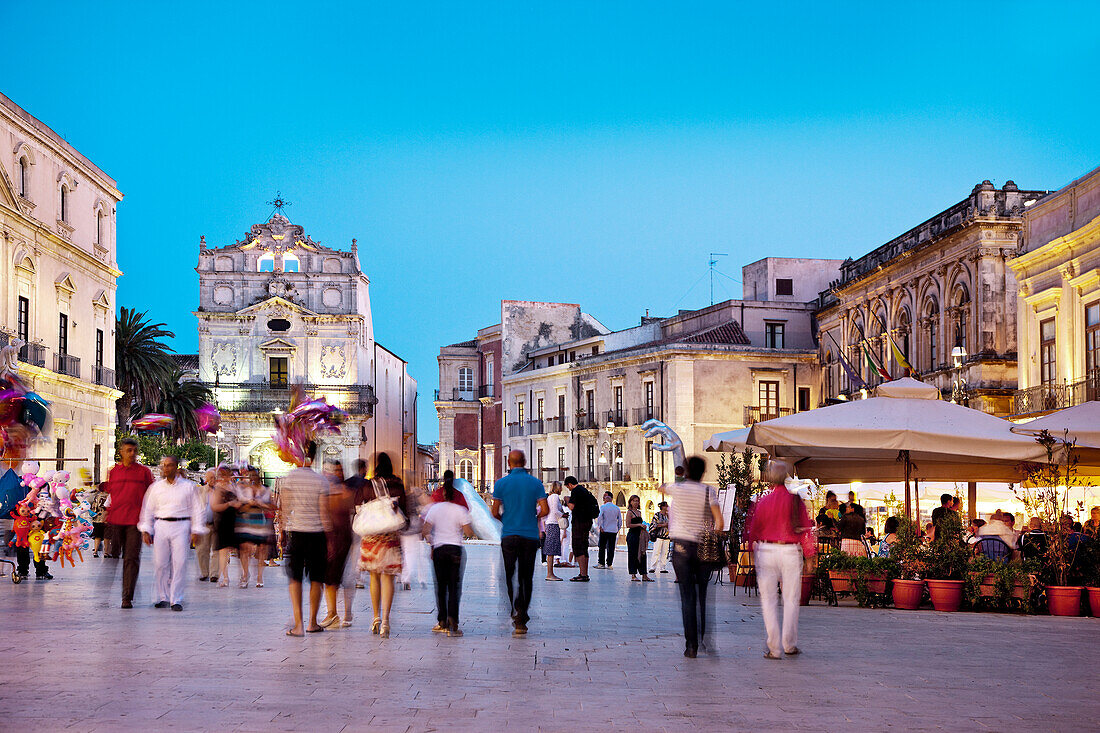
[138,455,207,612]
[745,460,813,659]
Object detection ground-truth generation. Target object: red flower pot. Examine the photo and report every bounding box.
[1087,587,1100,617]
[892,579,924,610]
[1047,585,1084,617]
[828,570,855,593]
[926,579,964,612]
[864,574,887,594]
[800,574,815,606]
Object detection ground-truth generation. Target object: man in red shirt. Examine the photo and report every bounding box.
[105,437,155,608]
[745,460,813,659]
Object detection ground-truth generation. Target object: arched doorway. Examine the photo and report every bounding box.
[249,440,295,486]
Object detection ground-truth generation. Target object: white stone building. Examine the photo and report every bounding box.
[0,92,123,483]
[195,212,417,482]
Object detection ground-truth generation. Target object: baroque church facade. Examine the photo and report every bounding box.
[195,212,417,482]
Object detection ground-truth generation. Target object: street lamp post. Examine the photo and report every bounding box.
[950,345,968,405]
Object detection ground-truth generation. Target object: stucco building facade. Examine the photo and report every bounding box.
[195,212,416,482]
[815,181,1047,415]
[1011,164,1100,415]
[0,92,123,483]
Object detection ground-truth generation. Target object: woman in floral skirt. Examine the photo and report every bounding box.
[358,452,408,638]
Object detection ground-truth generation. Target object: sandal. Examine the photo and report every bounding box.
[319,615,341,628]
[256,582,263,588]
[285,629,303,637]
[546,576,563,581]
[239,580,248,589]
[341,618,354,628]
[305,626,325,633]
[371,618,382,635]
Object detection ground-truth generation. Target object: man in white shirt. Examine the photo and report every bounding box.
[138,455,207,611]
[595,492,622,569]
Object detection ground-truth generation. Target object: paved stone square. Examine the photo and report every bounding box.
[0,543,1097,732]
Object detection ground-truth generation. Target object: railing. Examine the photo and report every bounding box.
[574,467,601,483]
[18,343,46,368]
[54,353,80,378]
[93,365,116,388]
[575,413,601,430]
[203,381,376,416]
[743,405,795,425]
[478,384,498,399]
[546,415,570,433]
[1013,374,1100,415]
[526,418,545,435]
[435,388,477,402]
[629,462,655,481]
[507,422,525,438]
[605,409,629,428]
[632,406,662,425]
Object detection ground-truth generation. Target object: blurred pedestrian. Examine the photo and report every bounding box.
[90,482,108,558]
[668,456,723,658]
[281,441,329,637]
[210,464,240,587]
[320,461,357,628]
[193,469,217,580]
[104,437,154,609]
[746,460,813,660]
[423,473,473,636]
[399,482,428,591]
[625,495,651,581]
[543,481,565,581]
[596,491,621,569]
[649,501,670,574]
[344,459,370,588]
[358,452,409,638]
[491,450,549,636]
[237,466,275,588]
[137,455,206,611]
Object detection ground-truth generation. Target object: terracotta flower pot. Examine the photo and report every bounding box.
[926,579,965,612]
[828,570,855,593]
[892,579,924,610]
[864,574,887,594]
[800,574,815,606]
[1087,587,1100,617]
[727,564,737,583]
[1046,585,1084,617]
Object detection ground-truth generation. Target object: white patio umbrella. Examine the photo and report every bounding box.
[702,427,766,453]
[1011,401,1100,449]
[742,378,1073,517]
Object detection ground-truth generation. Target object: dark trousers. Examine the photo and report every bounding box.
[598,531,617,566]
[110,524,143,602]
[431,544,464,626]
[672,540,712,651]
[500,535,539,625]
[15,546,48,577]
[626,531,647,575]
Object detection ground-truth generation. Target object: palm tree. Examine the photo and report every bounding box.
[115,307,176,426]
[152,369,213,443]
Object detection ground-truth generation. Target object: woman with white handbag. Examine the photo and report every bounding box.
[353,453,408,638]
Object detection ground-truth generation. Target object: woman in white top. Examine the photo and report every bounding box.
[422,475,473,637]
[543,482,565,580]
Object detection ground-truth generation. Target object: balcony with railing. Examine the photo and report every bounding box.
[92,364,116,388]
[54,353,80,378]
[203,381,376,416]
[17,342,46,368]
[575,413,601,431]
[526,418,545,435]
[545,415,570,433]
[478,384,498,399]
[507,422,526,438]
[743,405,795,425]
[632,406,662,425]
[1013,373,1099,415]
[605,409,629,428]
[435,387,477,402]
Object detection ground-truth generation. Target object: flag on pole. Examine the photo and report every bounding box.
[826,331,866,388]
[863,342,892,382]
[869,310,915,375]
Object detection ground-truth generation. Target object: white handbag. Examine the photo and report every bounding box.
[352,478,405,536]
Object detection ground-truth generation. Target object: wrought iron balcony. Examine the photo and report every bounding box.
[526,418,545,435]
[203,381,376,416]
[17,342,46,368]
[93,365,116,388]
[743,405,795,425]
[54,353,80,378]
[435,388,477,402]
[478,384,498,399]
[605,410,629,428]
[575,413,601,430]
[632,406,662,424]
[507,422,526,438]
[1013,374,1099,415]
[546,415,570,433]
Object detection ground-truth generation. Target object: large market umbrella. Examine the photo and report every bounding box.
[703,427,765,453]
[1011,401,1100,449]
[741,378,1069,516]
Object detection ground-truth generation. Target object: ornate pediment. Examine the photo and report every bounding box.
[237,296,318,318]
[92,289,110,313]
[55,273,77,294]
[258,337,297,354]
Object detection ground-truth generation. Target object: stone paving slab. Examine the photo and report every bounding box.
[0,544,1097,731]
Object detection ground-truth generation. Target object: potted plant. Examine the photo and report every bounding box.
[923,512,970,612]
[1015,430,1087,617]
[965,556,1037,612]
[851,555,899,608]
[889,517,926,610]
[1081,541,1100,617]
[818,548,856,593]
[720,449,768,584]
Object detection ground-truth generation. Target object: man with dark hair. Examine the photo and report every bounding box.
[596,491,622,569]
[105,437,154,608]
[138,455,206,611]
[931,493,957,531]
[565,476,598,582]
[280,440,329,636]
[492,450,549,636]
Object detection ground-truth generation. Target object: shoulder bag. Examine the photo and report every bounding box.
[352,478,406,537]
[697,489,729,567]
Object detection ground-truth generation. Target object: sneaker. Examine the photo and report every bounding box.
[37,573,54,580]
[448,627,464,637]
[198,576,209,582]
[431,623,448,633]
[171,604,183,612]
[595,564,606,569]
[121,600,133,609]
[512,623,528,636]
[154,601,170,609]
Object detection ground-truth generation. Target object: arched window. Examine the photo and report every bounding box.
[95,209,105,245]
[952,286,970,355]
[18,157,29,198]
[59,184,69,223]
[896,307,912,365]
[924,298,940,370]
[458,459,474,482]
[283,253,300,273]
[614,491,626,507]
[258,254,275,272]
[458,367,474,395]
[849,315,865,385]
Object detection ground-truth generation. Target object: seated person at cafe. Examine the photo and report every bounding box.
[1084,506,1100,538]
[1020,518,1047,560]
[965,518,986,544]
[838,490,865,519]
[977,509,1018,548]
[838,503,868,556]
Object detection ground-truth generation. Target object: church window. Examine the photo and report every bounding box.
[270,357,288,388]
[283,253,300,272]
[60,184,69,223]
[18,157,29,198]
[267,318,291,332]
[258,254,275,272]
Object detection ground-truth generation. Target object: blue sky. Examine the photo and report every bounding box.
[4,2,1099,441]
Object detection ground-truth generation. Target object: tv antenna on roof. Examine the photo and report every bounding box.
[709,253,728,306]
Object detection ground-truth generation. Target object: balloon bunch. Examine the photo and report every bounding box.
[133,413,174,432]
[9,462,93,574]
[195,403,221,433]
[273,385,346,466]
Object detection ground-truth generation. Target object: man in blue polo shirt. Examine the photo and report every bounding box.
[492,450,549,637]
